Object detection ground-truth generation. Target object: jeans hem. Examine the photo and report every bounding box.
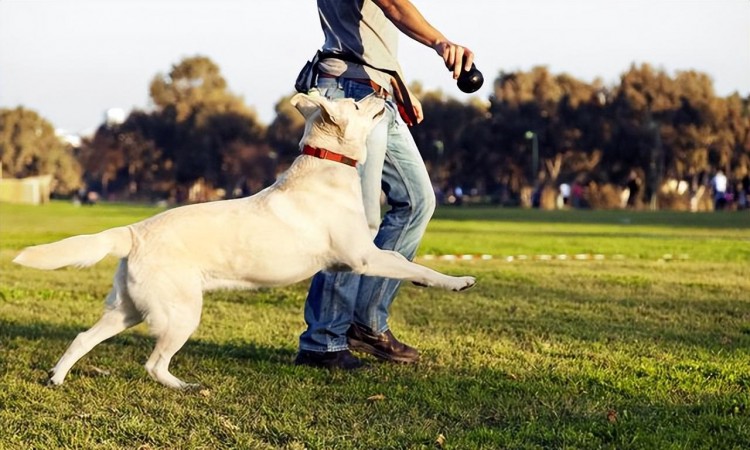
[299,343,349,353]
[359,321,390,335]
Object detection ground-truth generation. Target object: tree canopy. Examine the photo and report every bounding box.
[78,55,270,201]
[0,107,81,194]
[3,56,748,209]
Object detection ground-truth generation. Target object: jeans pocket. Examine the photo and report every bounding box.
[343,80,376,102]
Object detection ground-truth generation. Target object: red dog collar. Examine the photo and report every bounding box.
[302,145,358,167]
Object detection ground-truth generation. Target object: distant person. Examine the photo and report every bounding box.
[626,170,641,208]
[558,182,570,208]
[86,191,99,205]
[531,185,541,209]
[739,174,750,210]
[571,180,585,209]
[711,170,728,210]
[453,186,464,205]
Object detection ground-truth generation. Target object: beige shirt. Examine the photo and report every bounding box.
[317,0,407,94]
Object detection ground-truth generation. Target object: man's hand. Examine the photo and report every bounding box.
[411,96,424,124]
[391,80,424,125]
[434,41,474,80]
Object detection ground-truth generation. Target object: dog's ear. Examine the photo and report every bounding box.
[290,93,319,119]
[291,93,338,124]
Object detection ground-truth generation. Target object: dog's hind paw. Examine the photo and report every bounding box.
[46,368,62,387]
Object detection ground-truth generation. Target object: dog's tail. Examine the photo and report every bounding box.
[13,227,132,270]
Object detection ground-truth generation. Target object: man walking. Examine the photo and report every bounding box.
[294,0,476,369]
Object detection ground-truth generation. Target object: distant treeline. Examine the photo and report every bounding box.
[1,56,748,210]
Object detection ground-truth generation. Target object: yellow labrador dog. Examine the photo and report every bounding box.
[13,93,475,389]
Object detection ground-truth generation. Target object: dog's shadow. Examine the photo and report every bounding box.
[0,318,297,368]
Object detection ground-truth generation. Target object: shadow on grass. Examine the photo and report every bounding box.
[0,318,297,366]
[2,317,749,449]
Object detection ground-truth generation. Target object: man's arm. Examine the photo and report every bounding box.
[372,0,474,80]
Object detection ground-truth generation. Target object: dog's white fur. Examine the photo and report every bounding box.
[13,93,475,389]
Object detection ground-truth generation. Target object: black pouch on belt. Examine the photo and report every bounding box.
[295,51,321,93]
[295,50,418,126]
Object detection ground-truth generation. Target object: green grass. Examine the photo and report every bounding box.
[1,202,748,449]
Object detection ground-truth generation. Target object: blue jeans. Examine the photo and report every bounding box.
[299,77,436,352]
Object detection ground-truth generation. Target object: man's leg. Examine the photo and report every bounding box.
[296,79,388,367]
[297,115,387,352]
[348,105,436,362]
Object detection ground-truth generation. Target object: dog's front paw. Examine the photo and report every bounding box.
[452,276,476,292]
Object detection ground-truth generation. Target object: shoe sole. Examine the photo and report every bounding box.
[294,353,365,370]
[294,359,364,370]
[348,339,420,364]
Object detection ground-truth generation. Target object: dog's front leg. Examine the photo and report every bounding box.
[354,249,475,292]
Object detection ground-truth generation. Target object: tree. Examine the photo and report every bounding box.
[411,88,489,192]
[488,67,605,192]
[78,111,171,199]
[79,55,271,201]
[0,107,82,194]
[267,93,306,169]
[149,56,252,125]
[607,64,750,206]
[148,56,268,192]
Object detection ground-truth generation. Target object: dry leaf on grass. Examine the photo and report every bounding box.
[219,415,239,431]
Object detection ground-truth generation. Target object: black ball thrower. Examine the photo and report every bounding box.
[456,57,484,93]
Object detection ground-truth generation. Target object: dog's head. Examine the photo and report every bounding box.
[291,93,386,164]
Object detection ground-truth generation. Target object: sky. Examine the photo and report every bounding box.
[1,0,749,135]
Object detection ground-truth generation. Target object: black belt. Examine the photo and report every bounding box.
[318,51,417,126]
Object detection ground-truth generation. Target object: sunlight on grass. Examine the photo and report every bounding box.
[1,202,748,449]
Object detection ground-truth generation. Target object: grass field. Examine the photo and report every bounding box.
[1,202,748,449]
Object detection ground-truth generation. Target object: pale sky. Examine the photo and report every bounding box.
[1,0,748,135]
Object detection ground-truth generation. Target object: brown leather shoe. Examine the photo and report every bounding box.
[346,323,419,363]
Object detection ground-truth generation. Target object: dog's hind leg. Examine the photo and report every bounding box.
[142,280,203,390]
[49,261,142,386]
